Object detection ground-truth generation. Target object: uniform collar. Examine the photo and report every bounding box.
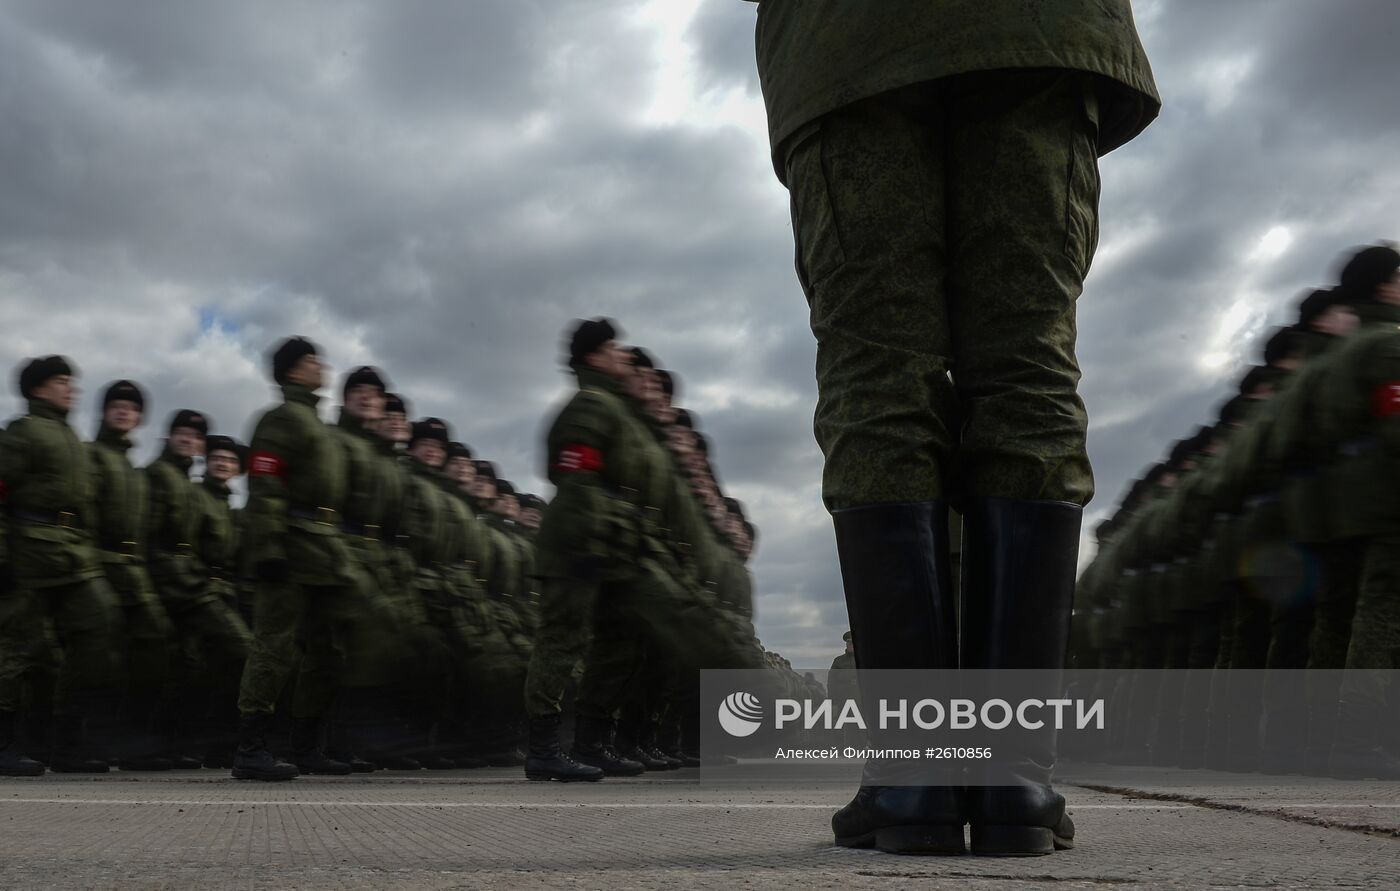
[161,445,193,473]
[337,407,375,439]
[96,424,134,452]
[27,399,69,422]
[575,366,624,396]
[282,383,321,408]
[202,474,231,499]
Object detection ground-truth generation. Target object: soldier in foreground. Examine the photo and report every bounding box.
[752,0,1159,856]
[522,318,638,782]
[232,337,379,781]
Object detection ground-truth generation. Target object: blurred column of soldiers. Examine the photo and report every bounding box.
[1,322,780,778]
[1073,243,1400,780]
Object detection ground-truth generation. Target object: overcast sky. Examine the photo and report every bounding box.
[2,1,1397,666]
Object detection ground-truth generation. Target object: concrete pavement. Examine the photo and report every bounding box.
[0,765,1395,889]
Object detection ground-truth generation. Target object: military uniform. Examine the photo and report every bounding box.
[756,0,1158,508]
[0,398,120,769]
[233,380,387,780]
[147,445,250,763]
[89,424,173,766]
[755,1,1159,855]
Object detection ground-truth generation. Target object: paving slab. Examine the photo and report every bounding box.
[0,768,1394,889]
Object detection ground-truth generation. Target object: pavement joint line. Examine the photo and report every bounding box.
[0,798,1198,809]
[1076,783,1400,840]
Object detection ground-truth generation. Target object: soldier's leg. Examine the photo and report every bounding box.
[572,585,649,775]
[115,584,175,768]
[230,578,308,780]
[0,586,50,774]
[1331,534,1400,778]
[237,579,308,716]
[48,578,122,770]
[947,69,1103,854]
[1304,539,1363,771]
[785,85,966,851]
[194,598,252,767]
[790,89,954,510]
[522,574,603,781]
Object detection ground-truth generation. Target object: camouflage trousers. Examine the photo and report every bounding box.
[237,566,394,717]
[1346,533,1400,669]
[526,555,763,719]
[782,70,1102,509]
[0,576,120,715]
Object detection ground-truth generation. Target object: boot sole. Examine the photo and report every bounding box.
[835,825,965,855]
[970,824,1073,856]
[0,766,45,777]
[525,770,604,782]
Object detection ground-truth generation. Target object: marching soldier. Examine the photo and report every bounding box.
[231,337,384,781]
[88,380,175,771]
[1318,245,1400,778]
[0,357,120,775]
[146,409,251,768]
[191,433,249,767]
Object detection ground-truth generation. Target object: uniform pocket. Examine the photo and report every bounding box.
[783,120,847,295]
[1063,76,1102,283]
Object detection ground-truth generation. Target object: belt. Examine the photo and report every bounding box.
[341,521,381,540]
[9,507,80,528]
[1245,492,1281,509]
[103,539,141,557]
[289,506,338,526]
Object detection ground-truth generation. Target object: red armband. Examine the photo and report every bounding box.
[553,444,604,474]
[249,450,288,478]
[1372,382,1400,418]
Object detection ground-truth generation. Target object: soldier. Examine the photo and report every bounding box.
[522,318,646,783]
[231,337,384,781]
[0,357,120,775]
[191,433,249,767]
[399,417,466,768]
[752,1,1159,852]
[87,380,175,771]
[146,409,251,768]
[1270,288,1361,770]
[310,366,405,773]
[446,446,524,766]
[1318,245,1400,778]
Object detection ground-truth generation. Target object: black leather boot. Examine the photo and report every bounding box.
[961,498,1080,856]
[0,710,45,777]
[231,713,299,781]
[571,715,645,776]
[828,501,965,855]
[525,714,603,782]
[291,717,352,775]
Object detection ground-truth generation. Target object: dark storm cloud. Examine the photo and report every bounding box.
[2,0,1397,665]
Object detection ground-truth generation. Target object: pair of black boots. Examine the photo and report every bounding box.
[830,498,1080,857]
